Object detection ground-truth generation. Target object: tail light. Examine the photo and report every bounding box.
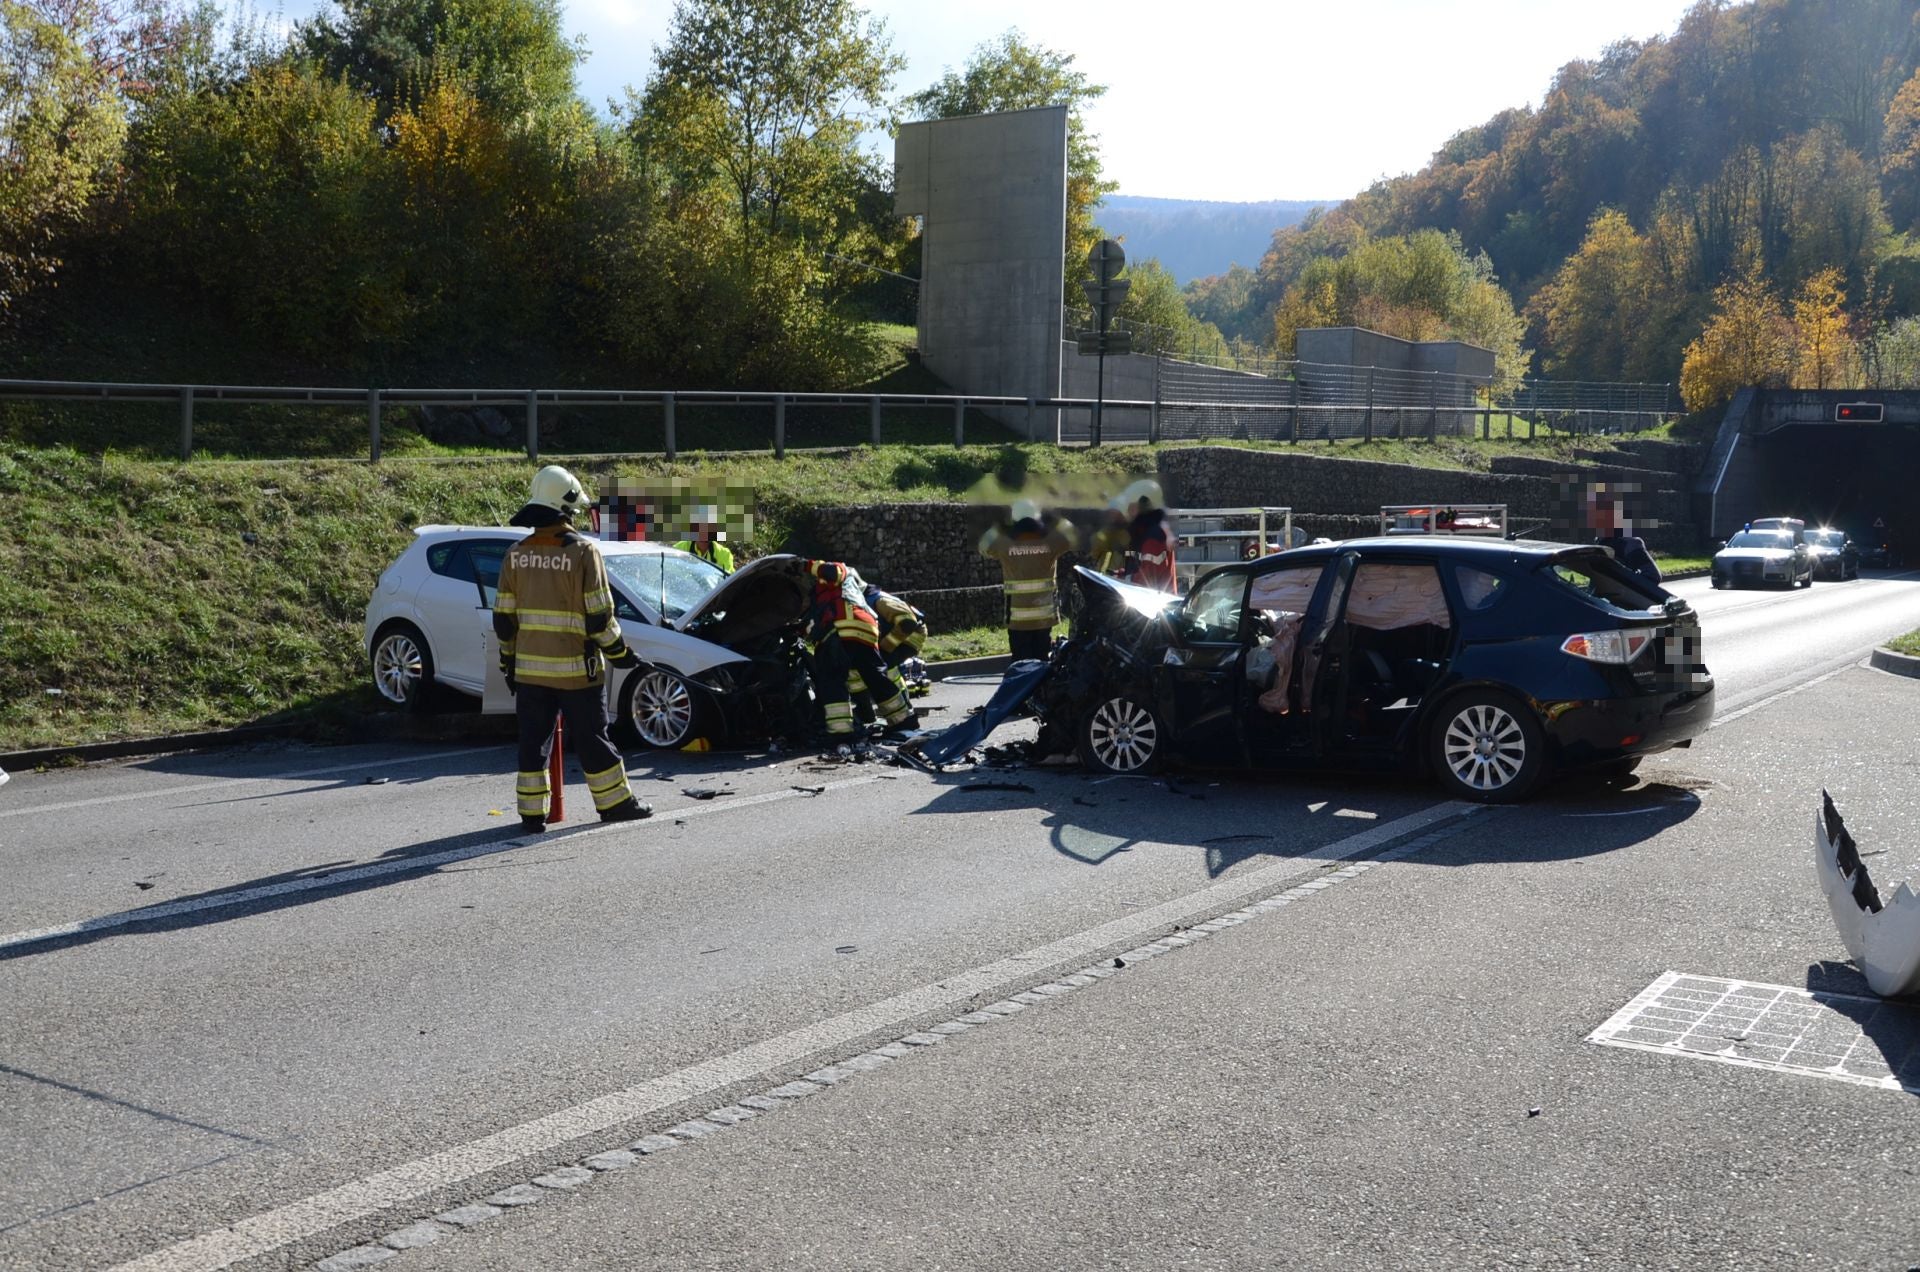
[1562,630,1653,664]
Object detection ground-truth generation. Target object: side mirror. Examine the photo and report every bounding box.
[1714,541,1727,551]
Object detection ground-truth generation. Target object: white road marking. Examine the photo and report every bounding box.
[104,799,1472,1272]
[0,746,502,820]
[1711,662,1861,729]
[0,775,895,953]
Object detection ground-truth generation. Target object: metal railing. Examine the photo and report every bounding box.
[0,378,1169,461]
[0,367,1683,460]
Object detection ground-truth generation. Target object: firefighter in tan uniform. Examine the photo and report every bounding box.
[494,466,651,833]
[979,499,1073,662]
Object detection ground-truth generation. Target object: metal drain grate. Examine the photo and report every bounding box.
[1589,971,1920,1093]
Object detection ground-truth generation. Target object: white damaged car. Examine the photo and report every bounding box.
[1709,528,1812,590]
[364,527,816,747]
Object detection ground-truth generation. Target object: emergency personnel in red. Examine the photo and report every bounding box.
[495,466,650,832]
[803,559,915,740]
[1120,480,1178,592]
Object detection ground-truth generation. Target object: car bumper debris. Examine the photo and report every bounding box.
[1814,790,1920,997]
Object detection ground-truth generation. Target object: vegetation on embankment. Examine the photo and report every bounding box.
[0,429,1693,753]
[0,445,1149,752]
[1889,629,1920,657]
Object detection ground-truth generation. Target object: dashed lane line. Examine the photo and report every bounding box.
[104,799,1472,1272]
[0,774,896,954]
[0,746,503,820]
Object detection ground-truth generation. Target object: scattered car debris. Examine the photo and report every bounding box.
[682,787,733,800]
[1527,1107,1542,1118]
[791,784,827,795]
[1814,789,1920,997]
[835,945,857,954]
[960,781,1036,794]
[364,777,390,785]
[134,881,155,891]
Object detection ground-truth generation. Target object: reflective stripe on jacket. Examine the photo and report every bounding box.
[980,523,1071,631]
[865,587,926,655]
[496,527,628,689]
[804,560,880,645]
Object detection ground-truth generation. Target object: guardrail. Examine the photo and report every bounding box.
[0,374,1681,460]
[0,379,1165,462]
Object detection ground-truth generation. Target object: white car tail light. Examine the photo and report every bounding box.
[1561,630,1653,664]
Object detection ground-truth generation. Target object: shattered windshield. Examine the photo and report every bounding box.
[605,551,726,622]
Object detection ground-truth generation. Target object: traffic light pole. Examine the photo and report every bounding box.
[1093,345,1105,448]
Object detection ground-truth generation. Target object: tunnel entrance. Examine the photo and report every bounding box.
[1752,423,1920,556]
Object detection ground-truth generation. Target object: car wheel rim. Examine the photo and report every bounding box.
[1089,698,1157,771]
[1442,702,1527,792]
[374,634,422,704]
[634,670,694,747]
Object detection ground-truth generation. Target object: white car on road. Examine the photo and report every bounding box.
[364,527,816,747]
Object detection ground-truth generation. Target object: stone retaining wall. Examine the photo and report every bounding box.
[780,448,1710,604]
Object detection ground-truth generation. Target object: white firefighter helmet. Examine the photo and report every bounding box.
[1119,479,1163,514]
[1010,498,1042,523]
[528,465,589,517]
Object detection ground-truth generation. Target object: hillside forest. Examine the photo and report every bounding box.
[1,0,1917,412]
[1196,0,1920,408]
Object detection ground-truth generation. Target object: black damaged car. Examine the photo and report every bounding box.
[1031,537,1714,803]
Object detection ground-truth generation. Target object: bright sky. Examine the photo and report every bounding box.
[270,0,1707,202]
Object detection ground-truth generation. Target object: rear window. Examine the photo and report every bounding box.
[1542,553,1663,610]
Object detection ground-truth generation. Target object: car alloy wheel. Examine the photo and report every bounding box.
[629,667,702,748]
[1082,694,1163,774]
[1433,691,1544,802]
[372,624,433,712]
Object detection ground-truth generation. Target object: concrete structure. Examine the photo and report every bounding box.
[1295,327,1496,383]
[895,107,1069,436]
[1695,388,1920,543]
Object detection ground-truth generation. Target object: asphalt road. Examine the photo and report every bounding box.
[3,568,1919,1271]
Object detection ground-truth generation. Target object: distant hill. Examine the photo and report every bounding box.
[1096,196,1330,284]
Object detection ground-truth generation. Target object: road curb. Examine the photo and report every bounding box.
[0,711,519,772]
[1869,646,1920,680]
[0,660,1001,772]
[924,654,1012,681]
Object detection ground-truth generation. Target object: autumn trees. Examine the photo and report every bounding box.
[1246,0,1920,402]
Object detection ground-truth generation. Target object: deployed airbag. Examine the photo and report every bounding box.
[1346,564,1451,631]
[1814,790,1920,997]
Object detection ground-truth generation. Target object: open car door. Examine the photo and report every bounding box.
[1238,552,1352,764]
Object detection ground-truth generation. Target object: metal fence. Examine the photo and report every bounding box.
[0,368,1680,461]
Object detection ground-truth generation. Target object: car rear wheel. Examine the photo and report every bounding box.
[371,622,436,713]
[1429,690,1546,803]
[619,665,716,750]
[1079,692,1165,775]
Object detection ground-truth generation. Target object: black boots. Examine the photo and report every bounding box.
[599,798,652,823]
[520,816,547,834]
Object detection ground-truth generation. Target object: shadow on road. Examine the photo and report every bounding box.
[904,763,1704,877]
[1805,960,1920,1096]
[0,822,546,963]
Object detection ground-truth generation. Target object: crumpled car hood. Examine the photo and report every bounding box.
[1814,790,1920,997]
[676,554,812,646]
